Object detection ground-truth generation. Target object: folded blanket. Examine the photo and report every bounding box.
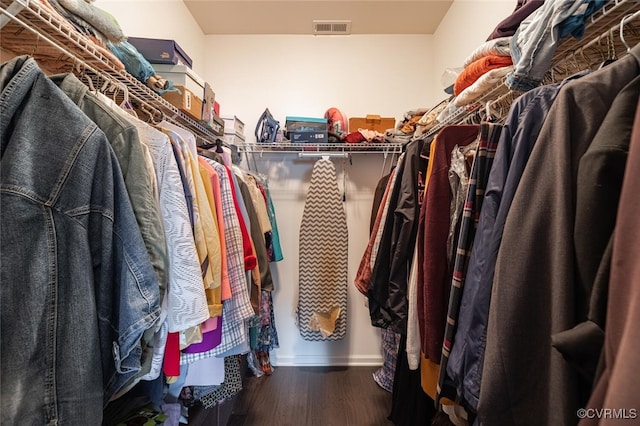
[40,0,125,70]
[463,37,512,68]
[454,55,513,96]
[454,65,514,107]
[58,0,125,43]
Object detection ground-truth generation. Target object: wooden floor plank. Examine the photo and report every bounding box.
[227,366,394,426]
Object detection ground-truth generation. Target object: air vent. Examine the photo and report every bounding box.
[313,20,352,35]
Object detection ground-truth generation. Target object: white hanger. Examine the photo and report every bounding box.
[620,11,640,53]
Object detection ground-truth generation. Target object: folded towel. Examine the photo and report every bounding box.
[454,65,514,107]
[463,37,512,68]
[454,55,513,96]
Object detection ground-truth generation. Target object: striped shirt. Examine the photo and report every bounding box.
[437,122,502,402]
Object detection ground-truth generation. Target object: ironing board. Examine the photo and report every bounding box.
[297,158,348,341]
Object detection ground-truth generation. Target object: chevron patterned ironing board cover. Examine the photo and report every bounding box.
[297,158,348,341]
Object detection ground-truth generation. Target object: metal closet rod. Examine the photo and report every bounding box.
[298,152,349,158]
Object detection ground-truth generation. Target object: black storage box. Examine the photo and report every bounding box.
[287,130,328,143]
[128,37,193,68]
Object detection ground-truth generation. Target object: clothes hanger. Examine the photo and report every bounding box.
[598,29,618,69]
[579,48,593,70]
[115,82,138,119]
[570,53,583,72]
[591,30,616,70]
[485,101,496,123]
[619,12,638,54]
[73,59,84,78]
[82,71,97,93]
[138,103,157,124]
[99,77,110,94]
[196,137,216,150]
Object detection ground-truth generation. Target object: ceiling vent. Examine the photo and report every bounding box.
[313,20,352,35]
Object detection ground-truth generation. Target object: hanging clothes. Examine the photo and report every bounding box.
[478,43,640,426]
[388,335,437,426]
[369,138,428,333]
[0,56,161,423]
[443,74,573,412]
[198,355,244,409]
[436,123,502,404]
[580,96,640,426]
[552,74,640,406]
[354,155,403,297]
[95,92,208,335]
[50,73,169,310]
[262,180,284,262]
[236,169,274,293]
[417,125,479,364]
[297,158,348,341]
[180,159,255,361]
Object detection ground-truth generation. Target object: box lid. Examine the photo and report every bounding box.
[221,115,244,124]
[152,64,205,87]
[127,37,193,68]
[285,116,327,124]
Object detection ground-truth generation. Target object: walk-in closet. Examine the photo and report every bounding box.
[2,0,640,425]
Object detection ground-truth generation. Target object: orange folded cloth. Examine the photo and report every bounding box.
[454,55,513,96]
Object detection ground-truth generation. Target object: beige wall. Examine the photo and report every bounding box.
[204,34,435,144]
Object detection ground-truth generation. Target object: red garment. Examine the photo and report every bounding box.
[163,332,180,377]
[354,168,396,296]
[345,131,366,144]
[225,166,257,270]
[454,55,513,96]
[417,125,479,363]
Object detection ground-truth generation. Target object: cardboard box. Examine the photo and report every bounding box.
[349,115,395,133]
[152,64,204,99]
[162,85,202,121]
[128,37,193,68]
[209,113,225,136]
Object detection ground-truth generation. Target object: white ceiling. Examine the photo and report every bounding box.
[183,0,454,35]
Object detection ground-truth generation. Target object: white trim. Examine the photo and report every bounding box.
[271,354,383,367]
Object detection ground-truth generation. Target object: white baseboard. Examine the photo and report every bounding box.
[271,354,383,367]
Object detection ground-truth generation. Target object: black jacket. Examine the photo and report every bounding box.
[369,138,429,333]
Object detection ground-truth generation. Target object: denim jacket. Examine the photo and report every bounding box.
[0,56,160,424]
[507,0,606,91]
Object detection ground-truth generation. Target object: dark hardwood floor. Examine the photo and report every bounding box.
[226,366,395,426]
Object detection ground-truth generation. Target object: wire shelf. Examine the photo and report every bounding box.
[0,0,223,143]
[429,0,640,131]
[238,142,405,154]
